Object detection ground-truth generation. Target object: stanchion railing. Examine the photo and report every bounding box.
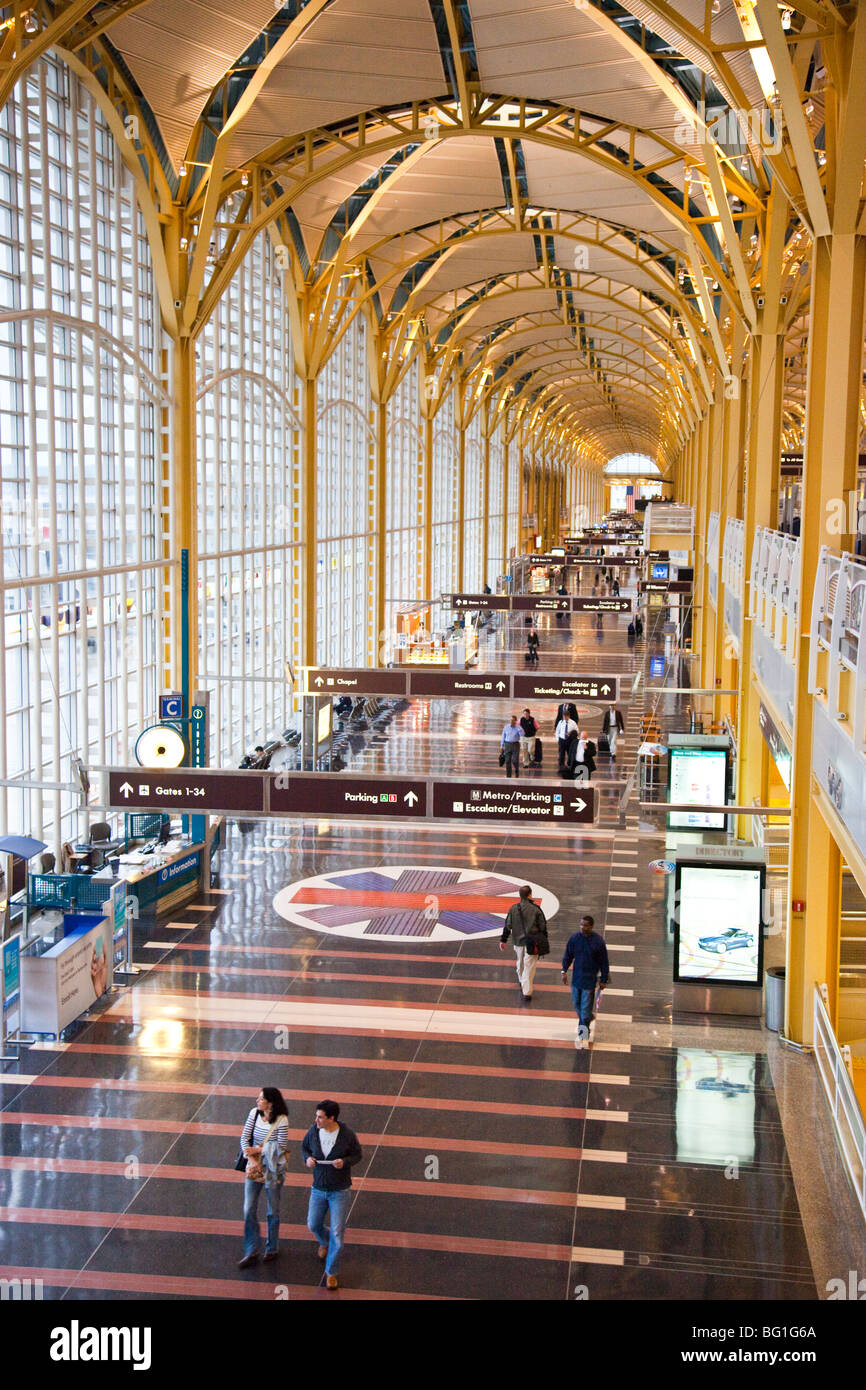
[813,982,866,1225]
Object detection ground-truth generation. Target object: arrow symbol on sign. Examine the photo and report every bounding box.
[495,681,506,692]
[404,791,419,806]
[601,683,611,694]
[570,798,587,813]
[314,676,324,687]
[119,781,133,798]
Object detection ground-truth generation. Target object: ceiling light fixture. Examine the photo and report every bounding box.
[240,171,250,187]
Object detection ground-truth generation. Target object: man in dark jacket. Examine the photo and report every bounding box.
[500,884,548,999]
[601,703,625,761]
[302,1099,363,1289]
[561,914,609,1048]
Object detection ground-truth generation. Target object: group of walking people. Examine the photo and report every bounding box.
[499,885,610,1047]
[237,1093,362,1289]
[500,701,625,779]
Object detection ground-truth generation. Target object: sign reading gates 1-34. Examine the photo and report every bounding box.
[432,781,596,825]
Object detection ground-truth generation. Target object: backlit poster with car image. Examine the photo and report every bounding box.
[668,746,728,830]
[673,862,765,985]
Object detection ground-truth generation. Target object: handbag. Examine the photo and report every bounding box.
[498,749,506,766]
[519,902,550,957]
[235,1112,281,1175]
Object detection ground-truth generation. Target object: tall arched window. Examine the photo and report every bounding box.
[0,55,168,848]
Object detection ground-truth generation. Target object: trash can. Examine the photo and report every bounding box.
[765,966,786,1032]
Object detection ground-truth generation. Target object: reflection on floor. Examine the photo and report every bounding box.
[0,604,825,1299]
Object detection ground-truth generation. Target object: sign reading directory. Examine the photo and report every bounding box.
[673,860,765,986]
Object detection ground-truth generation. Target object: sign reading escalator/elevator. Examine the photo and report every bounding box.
[432,781,595,824]
[512,674,619,702]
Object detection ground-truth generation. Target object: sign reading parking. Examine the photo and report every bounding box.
[511,595,571,612]
[512,674,619,702]
[271,774,426,818]
[432,781,596,825]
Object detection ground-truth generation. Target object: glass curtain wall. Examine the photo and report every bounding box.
[0,55,168,851]
[316,311,374,668]
[431,390,458,629]
[487,420,504,585]
[196,230,301,766]
[463,409,484,592]
[385,365,423,652]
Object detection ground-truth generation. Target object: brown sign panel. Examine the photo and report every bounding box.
[432,780,596,825]
[571,597,632,612]
[305,668,408,696]
[512,674,619,702]
[408,670,510,698]
[443,593,511,610]
[641,580,692,593]
[271,775,427,818]
[512,595,571,612]
[108,769,266,813]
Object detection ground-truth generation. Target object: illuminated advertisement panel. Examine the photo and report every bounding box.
[673,862,765,986]
[668,746,728,830]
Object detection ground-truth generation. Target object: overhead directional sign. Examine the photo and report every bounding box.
[512,674,619,702]
[512,595,571,612]
[409,670,509,698]
[301,668,622,701]
[108,769,265,813]
[571,597,632,612]
[641,580,692,594]
[304,667,407,696]
[441,593,511,610]
[271,774,427,818]
[105,769,596,825]
[432,781,596,825]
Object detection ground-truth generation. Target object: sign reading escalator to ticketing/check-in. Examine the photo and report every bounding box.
[432,781,596,825]
[512,674,619,702]
[270,774,427,818]
[570,597,631,613]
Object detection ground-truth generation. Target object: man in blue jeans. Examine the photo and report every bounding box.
[302,1099,363,1290]
[561,914,610,1049]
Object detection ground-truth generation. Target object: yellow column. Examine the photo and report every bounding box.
[456,396,466,590]
[171,337,197,696]
[481,404,490,586]
[374,399,387,662]
[787,232,866,1041]
[736,327,784,831]
[302,375,317,668]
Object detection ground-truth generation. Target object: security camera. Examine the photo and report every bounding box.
[780,295,788,305]
[174,299,182,309]
[756,295,765,308]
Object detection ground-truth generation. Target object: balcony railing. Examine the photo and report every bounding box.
[813,983,866,1225]
[749,526,800,664]
[809,548,866,751]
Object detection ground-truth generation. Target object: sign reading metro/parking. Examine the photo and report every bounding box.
[432,782,596,825]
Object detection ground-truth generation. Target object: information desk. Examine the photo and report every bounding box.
[21,916,113,1035]
[29,838,208,919]
[114,839,205,915]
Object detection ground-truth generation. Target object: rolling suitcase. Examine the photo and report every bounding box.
[533,737,542,765]
[598,734,610,754]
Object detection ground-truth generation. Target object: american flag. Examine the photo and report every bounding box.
[626,485,635,514]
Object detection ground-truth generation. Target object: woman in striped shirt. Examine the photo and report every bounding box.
[238,1087,290,1268]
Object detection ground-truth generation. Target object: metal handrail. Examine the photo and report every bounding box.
[813,983,866,1224]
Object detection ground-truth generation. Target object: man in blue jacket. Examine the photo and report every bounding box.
[302,1099,363,1290]
[561,914,610,1049]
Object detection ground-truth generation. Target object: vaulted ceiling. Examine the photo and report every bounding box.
[5,0,860,471]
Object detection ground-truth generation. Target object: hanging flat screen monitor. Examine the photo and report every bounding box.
[651,562,670,580]
[668,746,728,829]
[673,861,765,986]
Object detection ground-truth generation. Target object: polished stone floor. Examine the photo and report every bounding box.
[1,597,862,1299]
